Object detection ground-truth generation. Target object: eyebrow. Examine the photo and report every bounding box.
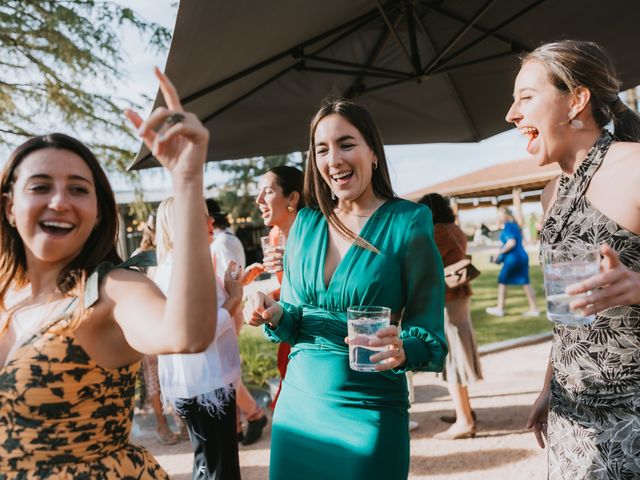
[26,174,93,184]
[315,134,356,147]
[513,87,536,98]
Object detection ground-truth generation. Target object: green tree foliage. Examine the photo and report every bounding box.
[0,0,171,172]
[212,154,304,223]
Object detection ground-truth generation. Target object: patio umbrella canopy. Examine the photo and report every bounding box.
[131,0,640,169]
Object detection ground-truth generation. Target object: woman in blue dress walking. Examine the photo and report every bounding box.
[486,207,540,317]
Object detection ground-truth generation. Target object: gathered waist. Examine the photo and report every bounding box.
[296,306,349,350]
[284,347,408,408]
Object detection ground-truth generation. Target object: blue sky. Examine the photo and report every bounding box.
[118,1,530,203]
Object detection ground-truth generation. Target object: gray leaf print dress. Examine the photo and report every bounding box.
[540,131,640,480]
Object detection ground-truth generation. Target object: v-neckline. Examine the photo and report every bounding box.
[319,200,390,291]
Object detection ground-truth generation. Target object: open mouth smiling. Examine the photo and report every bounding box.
[39,220,75,235]
[520,127,539,152]
[331,170,353,184]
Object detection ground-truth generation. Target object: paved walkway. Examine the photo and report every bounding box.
[134,340,551,479]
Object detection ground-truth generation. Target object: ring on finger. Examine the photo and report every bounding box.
[230,271,238,280]
[165,112,185,126]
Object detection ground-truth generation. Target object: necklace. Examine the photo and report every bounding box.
[335,207,374,218]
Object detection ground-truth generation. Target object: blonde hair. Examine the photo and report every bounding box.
[155,197,175,264]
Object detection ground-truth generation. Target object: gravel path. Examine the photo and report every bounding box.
[135,341,551,479]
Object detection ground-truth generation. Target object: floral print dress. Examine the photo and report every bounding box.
[0,257,168,479]
[540,131,640,480]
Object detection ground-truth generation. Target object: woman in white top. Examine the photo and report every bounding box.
[153,195,243,480]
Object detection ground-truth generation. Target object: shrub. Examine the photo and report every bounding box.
[238,332,279,388]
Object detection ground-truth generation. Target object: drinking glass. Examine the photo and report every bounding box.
[541,245,601,326]
[260,233,285,273]
[347,306,391,372]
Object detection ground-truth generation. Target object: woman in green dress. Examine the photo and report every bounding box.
[246,100,446,479]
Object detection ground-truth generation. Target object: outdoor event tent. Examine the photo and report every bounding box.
[131,0,640,169]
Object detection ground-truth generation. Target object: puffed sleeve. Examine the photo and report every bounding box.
[395,206,447,373]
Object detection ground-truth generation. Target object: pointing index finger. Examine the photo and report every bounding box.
[154,67,183,112]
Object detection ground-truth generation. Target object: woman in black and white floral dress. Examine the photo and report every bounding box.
[506,40,640,479]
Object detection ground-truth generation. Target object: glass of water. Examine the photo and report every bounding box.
[347,306,391,372]
[260,233,285,273]
[541,245,601,326]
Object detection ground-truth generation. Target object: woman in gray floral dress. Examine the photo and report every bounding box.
[506,40,640,479]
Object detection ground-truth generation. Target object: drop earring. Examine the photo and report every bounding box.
[331,191,336,201]
[373,161,378,170]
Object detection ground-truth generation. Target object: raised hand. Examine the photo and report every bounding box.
[224,261,244,302]
[567,244,640,315]
[124,67,209,180]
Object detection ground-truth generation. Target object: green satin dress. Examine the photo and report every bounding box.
[265,199,446,480]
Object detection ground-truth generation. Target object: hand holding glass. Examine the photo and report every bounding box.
[347,306,391,372]
[261,234,285,273]
[542,245,600,326]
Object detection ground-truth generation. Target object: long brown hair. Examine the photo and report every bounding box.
[304,99,396,249]
[524,40,640,142]
[0,133,121,310]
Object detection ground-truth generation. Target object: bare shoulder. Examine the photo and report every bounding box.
[99,267,164,305]
[603,141,640,189]
[541,176,561,215]
[608,140,640,158]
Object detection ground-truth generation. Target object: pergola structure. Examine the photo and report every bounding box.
[404,157,561,221]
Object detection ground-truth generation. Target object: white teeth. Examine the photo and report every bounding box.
[42,221,73,229]
[520,127,538,135]
[332,170,352,180]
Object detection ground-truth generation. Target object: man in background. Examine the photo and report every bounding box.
[206,199,246,278]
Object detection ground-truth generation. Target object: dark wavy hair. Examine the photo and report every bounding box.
[418,193,456,224]
[0,133,121,309]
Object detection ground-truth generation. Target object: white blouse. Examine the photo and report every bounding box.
[153,256,241,415]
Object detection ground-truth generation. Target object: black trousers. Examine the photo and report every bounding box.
[181,394,241,480]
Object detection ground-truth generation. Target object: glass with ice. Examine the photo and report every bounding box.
[260,233,285,273]
[347,306,391,372]
[541,245,601,326]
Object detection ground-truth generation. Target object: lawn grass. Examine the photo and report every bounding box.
[470,249,552,345]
